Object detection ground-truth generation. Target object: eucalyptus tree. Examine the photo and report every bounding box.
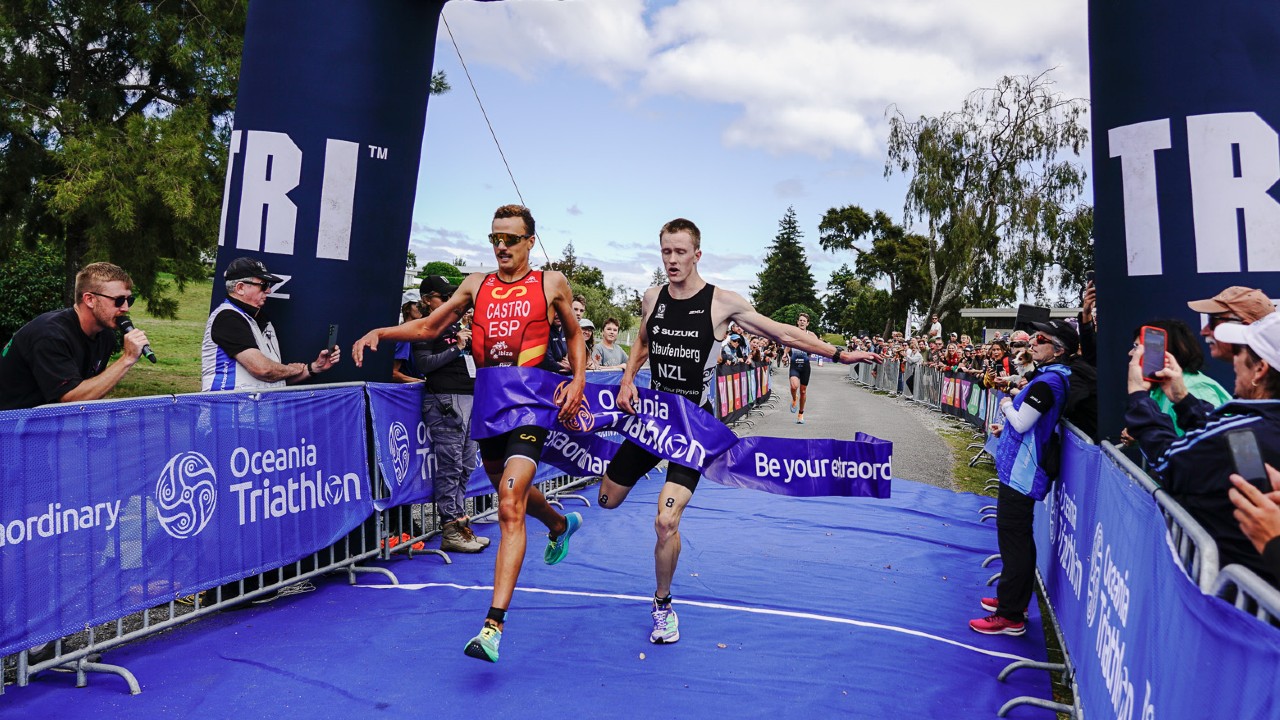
[885,71,1093,319]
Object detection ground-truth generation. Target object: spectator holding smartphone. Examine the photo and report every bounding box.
[1124,311,1280,585]
[1228,465,1280,581]
[1121,319,1231,439]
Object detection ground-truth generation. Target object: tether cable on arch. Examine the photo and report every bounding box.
[441,11,551,264]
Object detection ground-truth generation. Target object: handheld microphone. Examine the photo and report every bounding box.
[118,315,157,363]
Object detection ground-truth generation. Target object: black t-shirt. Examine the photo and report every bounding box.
[210,297,271,357]
[0,308,117,410]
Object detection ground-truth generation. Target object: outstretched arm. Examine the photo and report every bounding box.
[720,289,882,364]
[351,274,478,367]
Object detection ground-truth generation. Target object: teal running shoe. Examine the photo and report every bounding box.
[544,511,582,565]
[650,600,680,644]
[464,621,502,663]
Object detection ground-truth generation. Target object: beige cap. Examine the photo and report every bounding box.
[1187,286,1275,323]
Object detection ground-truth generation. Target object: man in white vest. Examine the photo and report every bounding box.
[202,257,339,391]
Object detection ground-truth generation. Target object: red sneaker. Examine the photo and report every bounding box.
[969,613,1025,636]
[980,598,1028,614]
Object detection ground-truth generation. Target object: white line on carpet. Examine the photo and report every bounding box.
[358,582,1037,663]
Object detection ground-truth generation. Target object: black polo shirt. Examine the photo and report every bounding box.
[0,308,117,410]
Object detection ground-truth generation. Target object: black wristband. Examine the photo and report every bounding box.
[306,362,315,375]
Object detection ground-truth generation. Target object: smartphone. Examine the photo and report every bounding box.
[326,324,339,352]
[1084,269,1095,285]
[1140,326,1166,382]
[1227,429,1272,494]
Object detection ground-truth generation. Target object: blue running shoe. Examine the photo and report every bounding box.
[464,621,502,662]
[544,511,582,565]
[650,601,680,644]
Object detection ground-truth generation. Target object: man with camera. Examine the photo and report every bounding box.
[202,258,339,391]
[412,274,489,554]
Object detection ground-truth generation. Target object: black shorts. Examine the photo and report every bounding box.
[789,363,811,385]
[606,439,702,492]
[477,425,548,469]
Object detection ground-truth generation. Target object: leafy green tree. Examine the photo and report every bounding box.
[406,250,418,270]
[770,302,821,329]
[885,71,1092,319]
[751,207,819,318]
[419,260,465,284]
[0,241,63,346]
[818,204,930,331]
[824,265,893,337]
[0,1,249,316]
[539,241,633,330]
[1,2,451,318]
[649,267,667,287]
[542,240,606,291]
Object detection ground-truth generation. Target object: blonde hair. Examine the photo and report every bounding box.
[74,262,132,305]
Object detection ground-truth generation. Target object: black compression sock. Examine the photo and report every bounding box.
[486,607,507,625]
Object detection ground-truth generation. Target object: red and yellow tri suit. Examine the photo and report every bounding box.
[471,270,552,369]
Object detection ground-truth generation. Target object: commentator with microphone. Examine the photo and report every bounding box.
[118,315,157,363]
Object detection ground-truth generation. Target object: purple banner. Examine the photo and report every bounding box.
[472,367,893,498]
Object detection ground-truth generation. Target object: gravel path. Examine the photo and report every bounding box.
[733,362,958,490]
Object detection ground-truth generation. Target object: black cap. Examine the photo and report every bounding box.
[419,275,458,297]
[1029,319,1079,352]
[225,257,283,284]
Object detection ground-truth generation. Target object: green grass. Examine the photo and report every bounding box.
[109,278,213,399]
[937,424,999,497]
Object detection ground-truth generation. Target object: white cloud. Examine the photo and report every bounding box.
[444,0,1088,159]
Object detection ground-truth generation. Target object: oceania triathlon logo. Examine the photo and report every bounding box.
[388,421,411,485]
[556,380,595,431]
[155,451,218,539]
[1085,522,1105,627]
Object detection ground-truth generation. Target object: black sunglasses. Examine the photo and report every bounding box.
[239,279,273,290]
[488,232,532,248]
[89,292,136,308]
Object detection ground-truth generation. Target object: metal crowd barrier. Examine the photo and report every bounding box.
[1213,564,1280,627]
[0,382,589,695]
[1101,441,1220,591]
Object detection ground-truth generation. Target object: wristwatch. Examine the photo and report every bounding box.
[831,346,844,363]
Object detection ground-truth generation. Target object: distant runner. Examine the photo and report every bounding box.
[788,312,816,423]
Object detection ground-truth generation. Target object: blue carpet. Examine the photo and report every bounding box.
[0,478,1055,719]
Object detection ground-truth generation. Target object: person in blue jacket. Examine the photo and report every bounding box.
[971,319,1078,636]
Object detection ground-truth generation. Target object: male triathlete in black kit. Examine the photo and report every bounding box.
[598,218,882,645]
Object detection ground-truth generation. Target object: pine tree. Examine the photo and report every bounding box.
[750,207,819,318]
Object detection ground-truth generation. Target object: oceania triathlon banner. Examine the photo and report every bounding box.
[366,382,432,511]
[471,367,892,498]
[1034,430,1280,719]
[0,388,373,657]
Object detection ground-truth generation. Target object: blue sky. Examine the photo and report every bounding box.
[408,0,1090,298]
